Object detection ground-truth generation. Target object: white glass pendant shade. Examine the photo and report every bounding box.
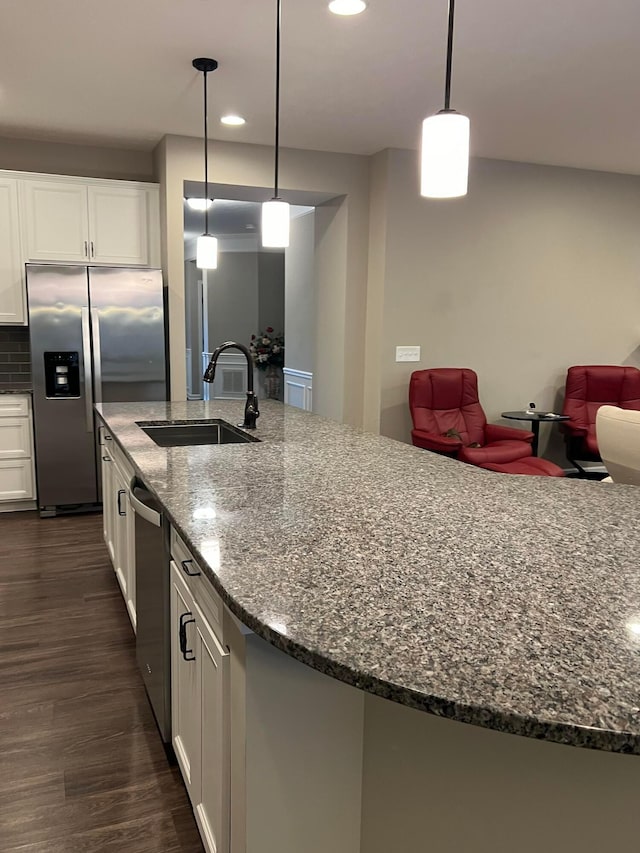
[329,0,367,15]
[186,197,213,211]
[221,114,246,126]
[196,234,218,269]
[261,200,290,248]
[420,111,470,199]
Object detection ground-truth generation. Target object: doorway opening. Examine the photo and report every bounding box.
[184,184,316,411]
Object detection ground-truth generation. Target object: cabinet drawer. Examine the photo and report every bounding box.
[0,458,34,501]
[171,528,223,638]
[111,437,134,481]
[0,396,29,418]
[0,418,32,459]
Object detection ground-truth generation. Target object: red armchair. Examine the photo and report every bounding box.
[562,365,640,473]
[409,368,535,468]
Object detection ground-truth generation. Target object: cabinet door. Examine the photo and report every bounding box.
[88,185,149,265]
[195,607,230,853]
[0,178,25,324]
[101,446,115,564]
[22,180,89,262]
[0,458,34,501]
[112,463,129,601]
[171,562,200,804]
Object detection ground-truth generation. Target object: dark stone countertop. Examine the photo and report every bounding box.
[95,400,640,755]
[0,385,32,394]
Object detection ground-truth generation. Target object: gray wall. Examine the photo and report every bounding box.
[258,252,285,336]
[0,135,154,181]
[207,253,259,350]
[367,149,640,461]
[285,212,315,374]
[184,260,202,396]
[203,250,284,350]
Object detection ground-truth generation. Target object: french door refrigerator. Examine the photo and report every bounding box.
[27,264,167,515]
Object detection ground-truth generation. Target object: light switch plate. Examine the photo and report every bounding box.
[396,346,421,363]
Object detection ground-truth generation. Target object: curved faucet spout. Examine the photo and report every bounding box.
[203,341,260,429]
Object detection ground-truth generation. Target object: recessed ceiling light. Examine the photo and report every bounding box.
[328,0,367,15]
[186,197,214,211]
[221,114,246,126]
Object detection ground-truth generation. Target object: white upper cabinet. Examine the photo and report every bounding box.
[0,177,25,323]
[19,174,159,268]
[22,180,90,263]
[0,170,160,326]
[88,185,149,266]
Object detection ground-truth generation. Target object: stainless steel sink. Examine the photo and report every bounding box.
[137,419,260,447]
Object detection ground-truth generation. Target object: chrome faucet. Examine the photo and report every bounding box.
[203,341,260,429]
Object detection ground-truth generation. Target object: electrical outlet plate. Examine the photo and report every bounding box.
[396,346,421,363]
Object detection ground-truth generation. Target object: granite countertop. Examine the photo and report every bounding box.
[0,384,32,394]
[96,400,640,755]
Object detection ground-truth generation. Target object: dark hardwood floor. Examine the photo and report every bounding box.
[0,511,204,853]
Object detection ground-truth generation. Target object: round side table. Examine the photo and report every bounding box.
[501,411,570,456]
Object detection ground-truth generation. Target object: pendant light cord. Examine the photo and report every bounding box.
[273,0,282,198]
[443,0,455,110]
[203,68,210,235]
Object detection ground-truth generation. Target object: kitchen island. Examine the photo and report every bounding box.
[96,399,640,853]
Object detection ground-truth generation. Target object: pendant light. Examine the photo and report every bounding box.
[420,0,470,199]
[262,0,290,248]
[193,57,219,268]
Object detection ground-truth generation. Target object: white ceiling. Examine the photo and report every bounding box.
[2,0,640,174]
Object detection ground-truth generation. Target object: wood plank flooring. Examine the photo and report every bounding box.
[0,511,204,853]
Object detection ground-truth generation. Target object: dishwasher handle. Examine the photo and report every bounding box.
[129,479,162,527]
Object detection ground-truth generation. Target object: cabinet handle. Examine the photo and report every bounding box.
[102,455,111,462]
[84,240,88,258]
[179,612,196,661]
[90,241,95,258]
[181,559,201,577]
[117,489,126,516]
[104,435,112,441]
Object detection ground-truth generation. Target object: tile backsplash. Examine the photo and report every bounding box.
[0,326,31,384]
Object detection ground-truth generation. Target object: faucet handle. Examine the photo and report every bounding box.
[243,391,260,429]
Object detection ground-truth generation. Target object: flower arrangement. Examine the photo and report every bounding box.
[249,327,285,371]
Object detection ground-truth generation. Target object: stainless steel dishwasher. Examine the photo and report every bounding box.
[129,479,171,743]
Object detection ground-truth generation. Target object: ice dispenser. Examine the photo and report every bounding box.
[44,352,81,398]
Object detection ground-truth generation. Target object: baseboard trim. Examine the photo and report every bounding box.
[0,499,37,514]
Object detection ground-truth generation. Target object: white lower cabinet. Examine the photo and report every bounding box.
[171,564,200,799]
[112,462,130,602]
[0,395,35,507]
[195,605,230,853]
[170,556,230,853]
[0,458,34,501]
[100,433,115,564]
[99,424,136,631]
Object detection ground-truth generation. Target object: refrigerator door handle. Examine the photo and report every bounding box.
[81,307,94,433]
[90,308,103,405]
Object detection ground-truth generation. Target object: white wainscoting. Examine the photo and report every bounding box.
[283,368,313,411]
[201,352,247,401]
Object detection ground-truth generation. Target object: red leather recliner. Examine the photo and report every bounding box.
[409,368,564,476]
[562,365,640,471]
[409,368,534,464]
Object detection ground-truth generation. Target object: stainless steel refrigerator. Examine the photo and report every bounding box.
[27,264,167,515]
